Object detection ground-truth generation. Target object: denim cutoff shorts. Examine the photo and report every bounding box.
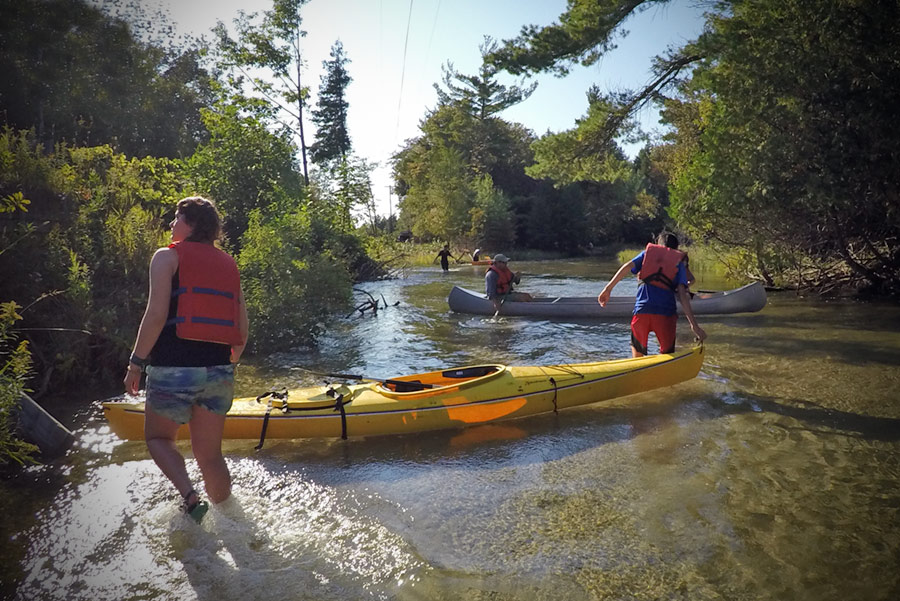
[145,364,235,424]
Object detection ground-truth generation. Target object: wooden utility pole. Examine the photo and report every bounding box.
[387,186,393,232]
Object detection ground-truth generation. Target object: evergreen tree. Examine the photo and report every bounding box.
[310,41,353,164]
[469,175,515,250]
[488,0,698,153]
[666,0,900,293]
[434,37,537,120]
[392,103,536,243]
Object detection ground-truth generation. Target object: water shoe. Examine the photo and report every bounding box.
[182,489,209,524]
[187,500,209,523]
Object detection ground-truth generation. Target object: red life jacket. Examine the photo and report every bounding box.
[488,263,515,294]
[638,243,685,291]
[167,241,243,346]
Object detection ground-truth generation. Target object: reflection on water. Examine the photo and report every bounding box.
[4,258,900,600]
[15,458,425,601]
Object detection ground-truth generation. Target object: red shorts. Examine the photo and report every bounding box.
[630,313,678,355]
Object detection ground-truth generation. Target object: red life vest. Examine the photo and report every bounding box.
[638,243,685,291]
[488,263,515,294]
[167,241,243,346]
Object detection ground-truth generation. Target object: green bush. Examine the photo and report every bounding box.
[237,209,352,352]
[0,131,179,389]
[0,120,385,398]
[0,302,39,469]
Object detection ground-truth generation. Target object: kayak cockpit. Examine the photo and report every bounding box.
[378,365,505,395]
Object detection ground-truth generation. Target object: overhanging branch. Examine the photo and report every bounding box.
[579,52,702,156]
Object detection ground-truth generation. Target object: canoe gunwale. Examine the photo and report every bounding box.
[447,282,766,318]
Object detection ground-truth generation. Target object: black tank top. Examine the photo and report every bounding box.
[149,272,232,367]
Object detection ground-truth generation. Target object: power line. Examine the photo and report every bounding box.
[424,0,441,67]
[395,0,414,144]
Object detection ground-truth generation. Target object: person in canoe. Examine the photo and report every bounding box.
[485,253,533,312]
[597,232,706,357]
[124,196,250,523]
[472,247,482,261]
[433,244,456,272]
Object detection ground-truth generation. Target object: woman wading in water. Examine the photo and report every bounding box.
[124,196,249,522]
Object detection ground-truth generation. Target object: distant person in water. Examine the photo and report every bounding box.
[485,254,532,313]
[433,244,456,271]
[472,248,482,261]
[597,232,705,357]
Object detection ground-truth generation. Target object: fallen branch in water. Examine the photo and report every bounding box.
[346,289,399,318]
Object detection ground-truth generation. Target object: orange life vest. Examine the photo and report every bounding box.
[488,263,515,294]
[167,241,243,346]
[638,243,685,291]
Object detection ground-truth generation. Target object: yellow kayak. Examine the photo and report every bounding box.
[103,346,704,442]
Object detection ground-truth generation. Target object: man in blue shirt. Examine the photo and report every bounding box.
[597,233,706,357]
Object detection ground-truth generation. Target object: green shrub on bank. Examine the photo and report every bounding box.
[238,209,352,352]
[1,126,367,391]
[0,302,39,469]
[0,134,178,390]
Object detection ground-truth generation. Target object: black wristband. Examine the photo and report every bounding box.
[129,352,147,368]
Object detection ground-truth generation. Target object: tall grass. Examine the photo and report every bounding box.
[400,243,567,266]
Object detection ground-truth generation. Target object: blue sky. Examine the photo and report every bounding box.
[156,0,708,216]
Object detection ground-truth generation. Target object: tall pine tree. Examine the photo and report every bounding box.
[310,40,352,164]
[434,36,537,121]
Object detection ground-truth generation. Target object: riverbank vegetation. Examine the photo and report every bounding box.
[2,0,898,466]
[488,0,899,296]
[0,302,39,471]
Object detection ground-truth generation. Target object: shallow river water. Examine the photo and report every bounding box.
[3,257,900,601]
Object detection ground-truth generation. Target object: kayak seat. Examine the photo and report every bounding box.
[442,366,498,379]
[393,380,426,392]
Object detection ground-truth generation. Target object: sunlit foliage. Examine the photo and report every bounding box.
[237,209,351,352]
[491,0,900,294]
[182,101,304,249]
[214,0,313,182]
[666,0,900,293]
[0,0,214,158]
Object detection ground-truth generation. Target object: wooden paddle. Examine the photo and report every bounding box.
[492,294,507,319]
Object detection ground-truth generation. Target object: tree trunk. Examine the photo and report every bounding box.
[295,34,309,186]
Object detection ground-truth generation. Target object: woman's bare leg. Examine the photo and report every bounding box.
[189,405,231,503]
[144,407,194,498]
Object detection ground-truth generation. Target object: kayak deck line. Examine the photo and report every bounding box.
[252,348,702,417]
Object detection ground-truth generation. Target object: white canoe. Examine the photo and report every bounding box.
[448,282,767,318]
